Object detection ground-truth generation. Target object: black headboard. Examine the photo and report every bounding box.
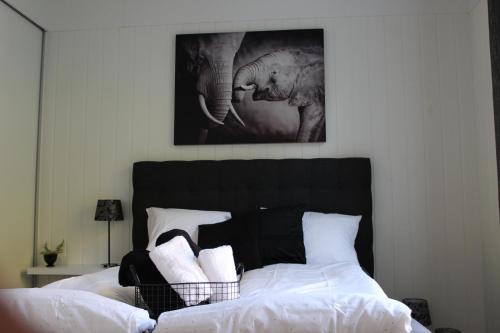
[132,158,373,276]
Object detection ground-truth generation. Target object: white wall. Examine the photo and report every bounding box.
[7,0,481,32]
[0,1,42,287]
[36,2,494,332]
[471,1,500,332]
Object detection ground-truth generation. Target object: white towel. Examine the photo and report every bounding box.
[149,236,211,306]
[198,246,238,302]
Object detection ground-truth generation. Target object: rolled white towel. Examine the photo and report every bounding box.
[198,246,238,302]
[149,236,211,306]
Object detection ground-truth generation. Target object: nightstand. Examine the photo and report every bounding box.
[27,264,105,287]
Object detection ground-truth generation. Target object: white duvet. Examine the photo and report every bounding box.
[43,266,135,305]
[155,262,412,333]
[20,263,413,333]
[0,288,155,333]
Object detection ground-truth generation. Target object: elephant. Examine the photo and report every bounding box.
[180,32,246,143]
[233,48,325,142]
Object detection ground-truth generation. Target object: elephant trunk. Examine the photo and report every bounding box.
[212,62,233,122]
[198,60,245,127]
[233,62,258,102]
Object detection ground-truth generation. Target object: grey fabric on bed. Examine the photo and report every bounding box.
[132,158,374,276]
[411,319,431,333]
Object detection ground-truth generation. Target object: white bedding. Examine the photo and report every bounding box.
[155,262,412,333]
[43,266,135,306]
[0,288,155,333]
[39,263,413,333]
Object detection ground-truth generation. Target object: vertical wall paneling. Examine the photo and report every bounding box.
[366,16,393,297]
[65,29,87,265]
[116,27,136,251]
[132,26,152,164]
[401,14,428,299]
[385,16,412,301]
[419,14,448,327]
[332,18,352,157]
[454,12,486,333]
[84,30,105,264]
[38,13,485,332]
[149,25,169,161]
[437,14,467,329]
[350,17,371,156]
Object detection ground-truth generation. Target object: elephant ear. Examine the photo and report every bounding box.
[181,37,202,74]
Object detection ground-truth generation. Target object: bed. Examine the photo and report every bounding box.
[131,158,427,333]
[1,158,430,333]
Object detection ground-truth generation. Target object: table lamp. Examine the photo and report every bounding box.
[94,199,124,267]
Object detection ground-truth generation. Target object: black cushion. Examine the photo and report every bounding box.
[118,249,183,317]
[119,249,164,286]
[119,229,200,317]
[234,205,306,266]
[156,229,201,256]
[198,218,262,271]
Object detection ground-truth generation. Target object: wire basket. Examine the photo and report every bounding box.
[130,263,244,319]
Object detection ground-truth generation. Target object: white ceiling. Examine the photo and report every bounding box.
[9,0,482,32]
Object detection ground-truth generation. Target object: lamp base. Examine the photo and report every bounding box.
[101,263,119,268]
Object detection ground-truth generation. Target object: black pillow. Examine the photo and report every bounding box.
[156,229,201,256]
[119,249,165,286]
[198,217,262,271]
[118,249,184,317]
[233,205,306,266]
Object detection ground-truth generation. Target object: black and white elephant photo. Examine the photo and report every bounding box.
[174,29,325,145]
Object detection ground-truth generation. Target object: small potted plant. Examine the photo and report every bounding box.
[40,240,64,267]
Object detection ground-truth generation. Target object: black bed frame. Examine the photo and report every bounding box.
[132,158,374,276]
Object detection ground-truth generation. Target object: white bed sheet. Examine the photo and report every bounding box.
[155,262,412,333]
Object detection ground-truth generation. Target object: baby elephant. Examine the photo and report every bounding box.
[233,48,325,142]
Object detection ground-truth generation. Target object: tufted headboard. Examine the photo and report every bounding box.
[132,158,374,276]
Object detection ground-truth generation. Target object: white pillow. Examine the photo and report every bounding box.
[0,288,155,333]
[149,236,211,306]
[146,207,231,251]
[302,211,362,265]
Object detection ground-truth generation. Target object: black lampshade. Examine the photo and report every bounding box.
[402,298,432,327]
[94,200,124,222]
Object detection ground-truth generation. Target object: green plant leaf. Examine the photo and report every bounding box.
[40,241,64,255]
[55,240,64,254]
[40,242,53,255]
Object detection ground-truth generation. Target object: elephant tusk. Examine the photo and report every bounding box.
[198,94,224,126]
[229,103,246,127]
[238,84,256,91]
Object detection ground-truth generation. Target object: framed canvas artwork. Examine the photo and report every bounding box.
[174,29,325,145]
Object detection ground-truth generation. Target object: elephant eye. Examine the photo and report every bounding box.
[270,70,278,83]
